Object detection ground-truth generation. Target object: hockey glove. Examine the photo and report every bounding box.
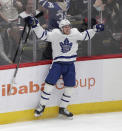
[24,16,39,28]
[94,24,104,32]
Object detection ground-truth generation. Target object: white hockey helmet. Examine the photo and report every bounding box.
[59,19,71,29]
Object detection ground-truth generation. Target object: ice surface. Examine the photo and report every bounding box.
[0,112,122,131]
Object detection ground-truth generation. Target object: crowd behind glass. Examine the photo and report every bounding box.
[0,0,122,66]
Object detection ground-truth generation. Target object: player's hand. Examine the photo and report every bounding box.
[24,16,39,28]
[94,24,104,32]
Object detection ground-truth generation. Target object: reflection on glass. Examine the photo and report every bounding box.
[0,0,122,66]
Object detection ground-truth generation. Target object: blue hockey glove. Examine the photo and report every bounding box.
[24,16,39,28]
[94,24,104,32]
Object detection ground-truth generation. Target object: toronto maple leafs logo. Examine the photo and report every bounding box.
[60,38,72,53]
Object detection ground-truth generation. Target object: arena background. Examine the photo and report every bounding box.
[0,0,122,66]
[0,0,122,125]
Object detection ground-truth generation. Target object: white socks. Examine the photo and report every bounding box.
[40,84,73,108]
[60,87,74,108]
[40,83,54,106]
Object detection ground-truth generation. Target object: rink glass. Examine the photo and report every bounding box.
[0,0,122,66]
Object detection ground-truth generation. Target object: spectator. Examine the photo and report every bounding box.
[91,0,121,55]
[14,0,24,13]
[93,0,120,32]
[0,0,20,64]
[17,0,46,62]
[0,32,12,64]
[39,0,71,30]
[18,0,45,28]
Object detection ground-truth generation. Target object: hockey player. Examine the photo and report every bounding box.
[26,17,104,119]
[39,0,71,60]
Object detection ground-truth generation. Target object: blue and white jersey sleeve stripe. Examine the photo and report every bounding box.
[78,29,96,41]
[33,24,51,41]
[83,30,90,40]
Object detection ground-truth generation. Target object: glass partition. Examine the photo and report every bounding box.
[68,0,89,57]
[0,0,122,66]
[91,0,122,56]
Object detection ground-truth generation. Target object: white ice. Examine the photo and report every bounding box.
[0,112,122,131]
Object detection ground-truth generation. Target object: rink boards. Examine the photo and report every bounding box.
[0,57,122,124]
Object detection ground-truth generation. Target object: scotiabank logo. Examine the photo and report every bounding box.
[1,77,96,96]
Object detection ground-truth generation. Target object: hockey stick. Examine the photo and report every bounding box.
[9,26,31,94]
[12,22,27,63]
[9,11,44,94]
[12,11,44,63]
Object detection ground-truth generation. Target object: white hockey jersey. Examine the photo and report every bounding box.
[33,24,96,62]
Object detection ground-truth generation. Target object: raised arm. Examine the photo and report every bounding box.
[33,23,48,41]
[77,24,104,41]
[25,16,52,42]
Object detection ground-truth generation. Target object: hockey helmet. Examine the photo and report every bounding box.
[59,19,71,29]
